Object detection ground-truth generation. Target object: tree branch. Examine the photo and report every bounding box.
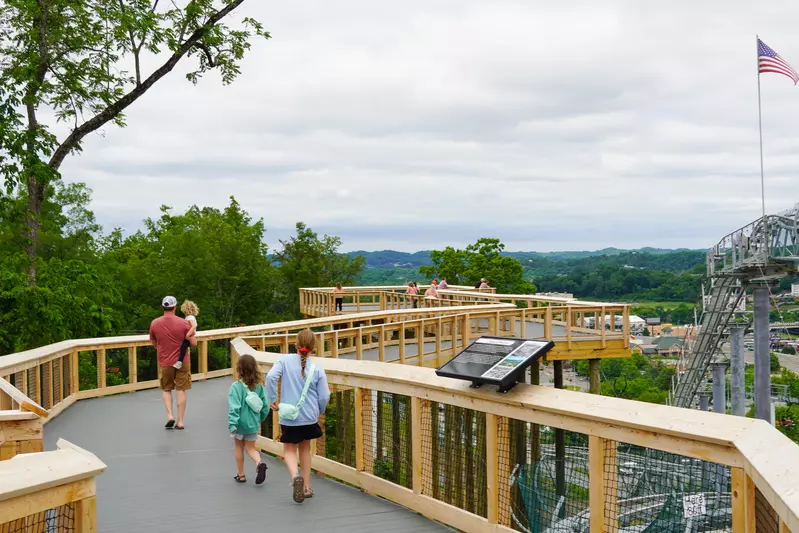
[194,42,215,67]
[48,0,246,170]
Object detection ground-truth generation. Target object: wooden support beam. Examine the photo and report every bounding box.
[732,468,746,533]
[411,396,423,494]
[589,359,601,394]
[96,349,106,390]
[355,387,365,472]
[128,346,138,385]
[589,436,617,533]
[74,496,97,533]
[486,413,499,525]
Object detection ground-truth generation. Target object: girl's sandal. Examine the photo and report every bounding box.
[304,488,314,499]
[292,476,305,503]
[234,474,246,483]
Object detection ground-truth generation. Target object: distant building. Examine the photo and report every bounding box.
[640,336,685,358]
[792,284,799,297]
[645,317,661,326]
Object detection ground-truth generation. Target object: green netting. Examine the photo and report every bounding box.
[511,434,732,533]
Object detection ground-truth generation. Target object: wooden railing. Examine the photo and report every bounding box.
[235,337,799,533]
[0,439,105,531]
[299,285,497,317]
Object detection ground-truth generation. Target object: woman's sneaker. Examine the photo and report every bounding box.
[255,462,268,485]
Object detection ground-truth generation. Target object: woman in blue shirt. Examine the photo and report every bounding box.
[267,329,330,503]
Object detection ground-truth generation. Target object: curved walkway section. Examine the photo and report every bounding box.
[43,378,451,532]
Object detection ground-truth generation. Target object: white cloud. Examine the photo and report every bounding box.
[57,0,799,252]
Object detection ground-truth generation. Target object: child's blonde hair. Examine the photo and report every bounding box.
[181,300,199,316]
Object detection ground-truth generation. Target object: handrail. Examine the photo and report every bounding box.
[0,438,105,530]
[0,376,47,418]
[235,337,799,533]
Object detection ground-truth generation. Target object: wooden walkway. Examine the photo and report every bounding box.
[43,378,451,532]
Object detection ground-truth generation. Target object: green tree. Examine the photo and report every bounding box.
[100,197,278,333]
[420,238,536,294]
[274,222,365,317]
[0,0,269,283]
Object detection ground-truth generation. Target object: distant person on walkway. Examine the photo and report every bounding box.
[438,277,449,300]
[150,296,197,430]
[424,281,438,307]
[332,283,345,313]
[479,278,490,290]
[266,329,331,503]
[174,300,199,370]
[405,281,418,308]
[228,353,269,485]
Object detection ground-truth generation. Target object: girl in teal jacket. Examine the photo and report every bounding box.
[228,354,270,484]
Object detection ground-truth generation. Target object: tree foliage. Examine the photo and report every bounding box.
[420,238,535,294]
[574,353,675,404]
[0,0,269,281]
[273,222,365,317]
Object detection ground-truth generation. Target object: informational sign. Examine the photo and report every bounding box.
[682,494,706,518]
[435,336,554,392]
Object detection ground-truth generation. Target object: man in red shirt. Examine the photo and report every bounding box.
[150,296,197,429]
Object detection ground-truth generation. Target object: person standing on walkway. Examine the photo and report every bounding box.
[150,296,197,430]
[332,283,345,313]
[228,354,269,485]
[438,277,449,300]
[424,280,438,307]
[266,329,330,503]
[405,281,418,308]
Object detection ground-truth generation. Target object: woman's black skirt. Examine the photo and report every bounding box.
[279,422,323,444]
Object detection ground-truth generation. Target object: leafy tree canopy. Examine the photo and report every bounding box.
[420,238,535,294]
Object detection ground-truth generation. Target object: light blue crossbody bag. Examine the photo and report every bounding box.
[278,363,316,421]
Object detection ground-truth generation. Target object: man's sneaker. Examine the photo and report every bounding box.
[173,360,183,370]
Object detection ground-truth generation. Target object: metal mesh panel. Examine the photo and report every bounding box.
[0,503,75,532]
[421,402,487,517]
[507,424,589,532]
[27,368,37,404]
[324,387,356,467]
[606,443,731,533]
[41,362,51,409]
[62,355,71,398]
[369,392,412,488]
[755,487,779,533]
[260,412,275,440]
[52,358,62,405]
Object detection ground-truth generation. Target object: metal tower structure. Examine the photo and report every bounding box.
[670,205,799,408]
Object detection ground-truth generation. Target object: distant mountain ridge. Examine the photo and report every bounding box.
[347,248,704,269]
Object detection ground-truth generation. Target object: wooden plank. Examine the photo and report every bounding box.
[589,436,617,533]
[354,388,365,472]
[378,326,385,362]
[128,346,138,385]
[0,418,43,445]
[744,471,756,533]
[96,349,106,390]
[411,397,422,494]
[731,468,746,533]
[0,479,95,525]
[486,413,499,524]
[362,389,374,474]
[0,378,47,419]
[74,496,97,533]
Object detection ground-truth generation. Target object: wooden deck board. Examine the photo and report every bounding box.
[43,378,451,532]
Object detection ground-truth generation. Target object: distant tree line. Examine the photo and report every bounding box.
[0,183,363,354]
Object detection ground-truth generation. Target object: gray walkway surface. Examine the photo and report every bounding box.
[44,378,451,532]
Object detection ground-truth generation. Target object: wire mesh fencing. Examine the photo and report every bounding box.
[603,442,732,533]
[0,503,75,532]
[420,402,487,516]
[506,423,589,532]
[324,386,356,467]
[368,391,413,488]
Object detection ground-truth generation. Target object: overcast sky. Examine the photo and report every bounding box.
[57,0,799,252]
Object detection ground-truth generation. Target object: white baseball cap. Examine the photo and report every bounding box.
[162,295,178,308]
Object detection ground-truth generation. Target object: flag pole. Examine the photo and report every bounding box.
[757,34,766,218]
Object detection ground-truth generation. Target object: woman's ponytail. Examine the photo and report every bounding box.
[296,329,316,377]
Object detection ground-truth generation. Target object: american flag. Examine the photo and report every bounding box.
[758,38,799,84]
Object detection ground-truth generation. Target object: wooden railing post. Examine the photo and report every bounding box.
[70,350,79,395]
[417,321,424,366]
[378,325,385,362]
[96,349,106,390]
[128,346,137,384]
[356,328,363,360]
[486,413,499,524]
[435,318,443,366]
[355,387,365,472]
[198,341,208,375]
[75,496,97,533]
[461,314,470,351]
[544,308,553,339]
[731,468,747,533]
[411,396,423,494]
[589,436,617,533]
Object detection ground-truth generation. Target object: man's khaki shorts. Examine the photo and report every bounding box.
[159,366,192,391]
